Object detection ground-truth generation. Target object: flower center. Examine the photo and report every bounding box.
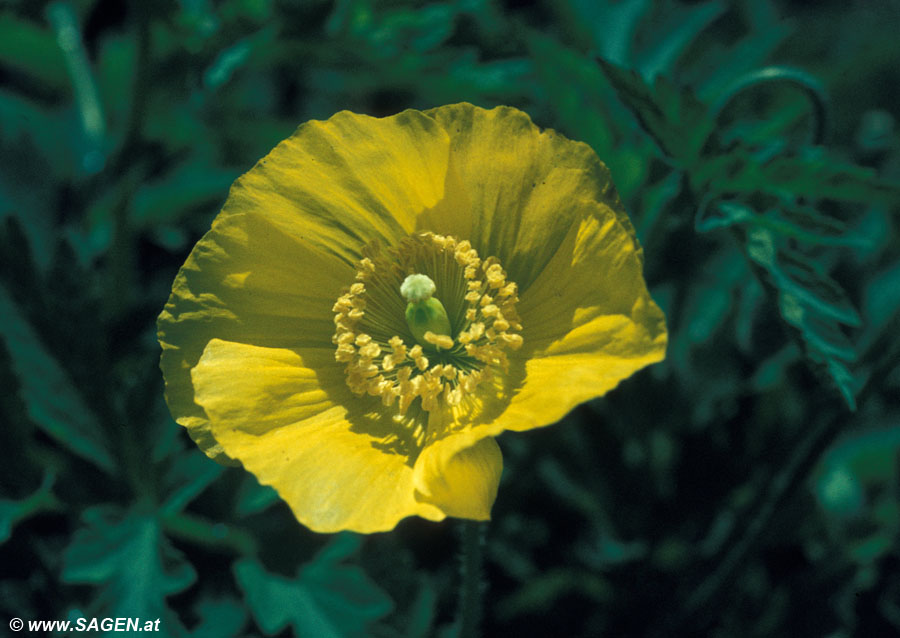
[400,274,453,349]
[332,232,523,416]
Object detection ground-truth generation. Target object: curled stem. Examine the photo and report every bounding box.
[710,65,831,146]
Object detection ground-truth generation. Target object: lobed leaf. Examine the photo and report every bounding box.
[62,506,196,632]
[160,450,225,516]
[234,533,393,638]
[699,148,900,204]
[0,285,114,472]
[597,58,716,167]
[634,0,726,80]
[0,473,56,545]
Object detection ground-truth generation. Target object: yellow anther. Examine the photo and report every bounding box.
[381,385,398,407]
[359,342,381,359]
[446,385,463,406]
[481,304,500,318]
[336,332,355,345]
[485,264,505,288]
[409,344,429,371]
[366,375,386,396]
[500,333,524,349]
[357,362,379,378]
[335,344,356,362]
[332,297,353,313]
[424,331,454,350]
[351,296,366,310]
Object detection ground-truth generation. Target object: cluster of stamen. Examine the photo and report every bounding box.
[331,232,523,416]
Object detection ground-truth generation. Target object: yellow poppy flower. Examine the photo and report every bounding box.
[157,103,667,533]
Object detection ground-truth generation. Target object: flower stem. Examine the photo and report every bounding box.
[710,65,831,146]
[458,520,486,638]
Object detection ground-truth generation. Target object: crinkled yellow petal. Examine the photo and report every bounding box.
[413,433,502,520]
[159,108,453,461]
[219,109,450,265]
[190,339,445,533]
[158,212,355,461]
[420,103,640,291]
[495,208,667,432]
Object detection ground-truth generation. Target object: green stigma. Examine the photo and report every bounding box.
[401,274,452,348]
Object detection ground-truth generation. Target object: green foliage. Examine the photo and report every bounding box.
[62,507,197,632]
[0,284,114,472]
[234,534,393,637]
[1,1,898,636]
[597,57,900,410]
[597,59,717,166]
[0,474,56,545]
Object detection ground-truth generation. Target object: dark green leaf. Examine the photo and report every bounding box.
[779,294,856,361]
[777,250,861,327]
[405,575,438,638]
[634,0,725,80]
[0,285,114,472]
[636,172,682,241]
[744,227,860,408]
[768,204,861,246]
[570,0,649,65]
[235,477,280,517]
[695,200,753,233]
[745,228,860,327]
[0,473,56,544]
[700,148,900,204]
[189,597,247,638]
[597,59,716,166]
[698,200,865,246]
[96,34,137,137]
[62,506,196,631]
[527,34,616,158]
[235,533,393,638]
[131,163,237,228]
[694,20,792,100]
[863,260,900,346]
[160,450,225,515]
[0,14,68,88]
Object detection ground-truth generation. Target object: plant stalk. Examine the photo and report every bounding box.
[458,520,486,638]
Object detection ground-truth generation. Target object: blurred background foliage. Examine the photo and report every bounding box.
[1,0,899,636]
